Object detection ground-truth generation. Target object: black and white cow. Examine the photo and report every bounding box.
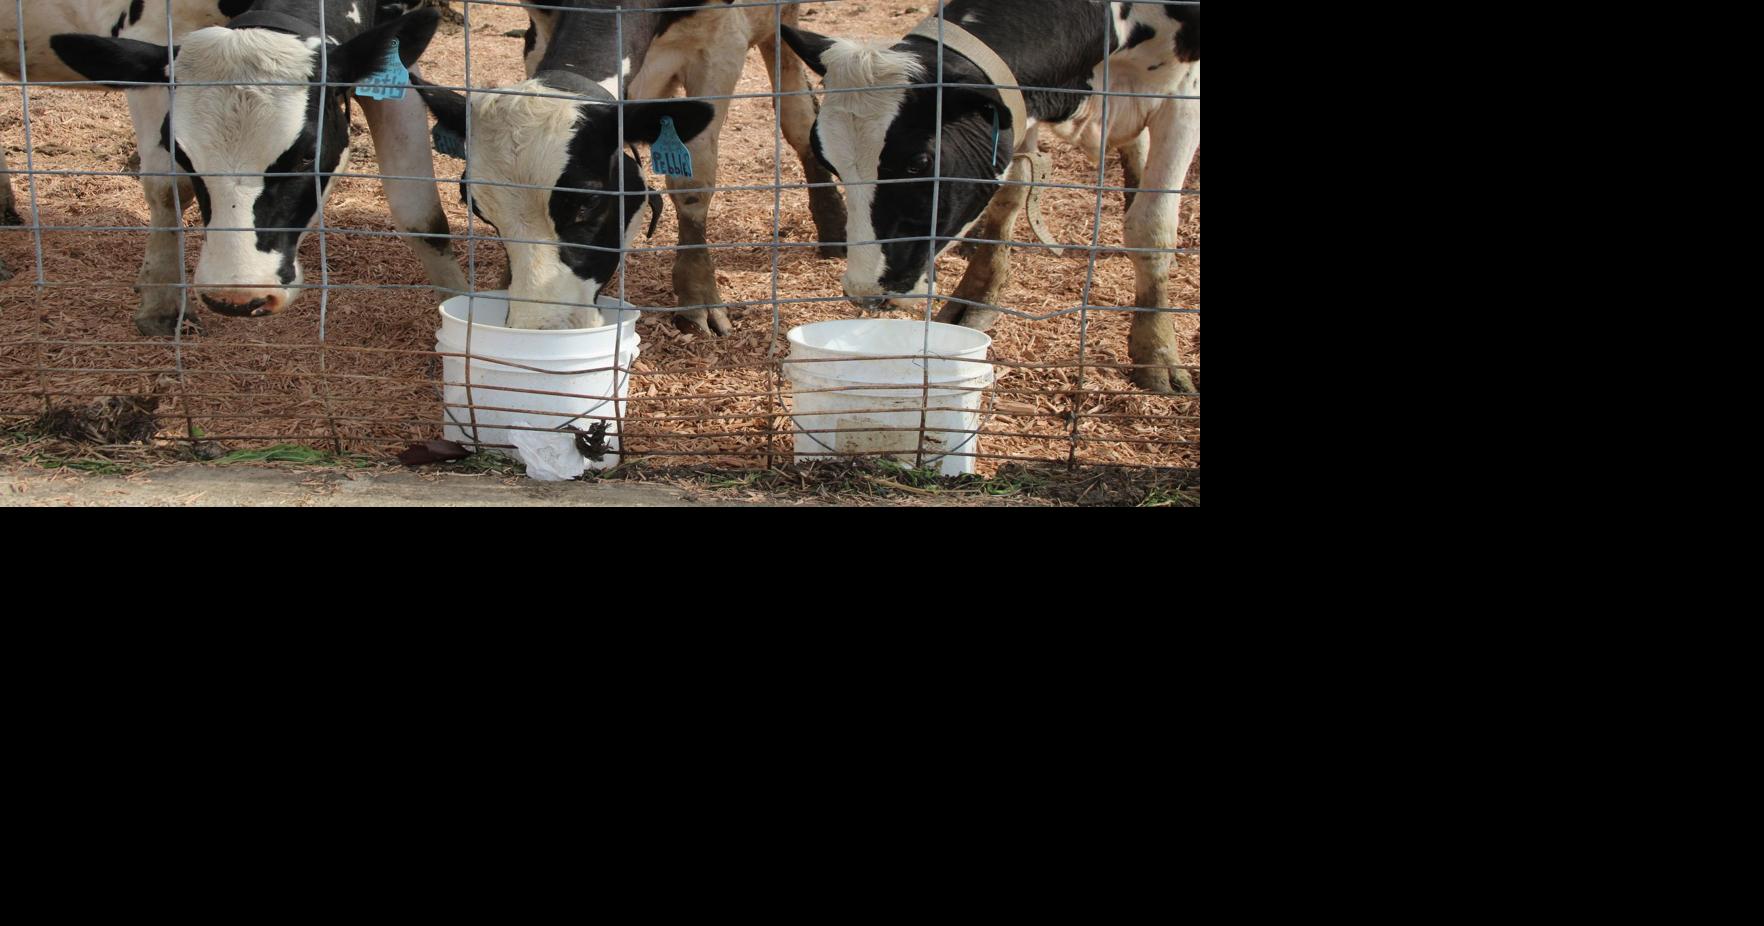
[2,1,246,288]
[416,1,846,333]
[6,1,467,333]
[784,0,1201,394]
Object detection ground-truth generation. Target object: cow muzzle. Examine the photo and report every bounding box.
[200,289,289,318]
[844,277,930,313]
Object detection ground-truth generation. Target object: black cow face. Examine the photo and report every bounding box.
[861,86,1007,298]
[51,9,440,317]
[784,26,1012,307]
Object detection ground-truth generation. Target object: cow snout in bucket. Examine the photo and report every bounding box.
[844,274,926,313]
[845,291,925,313]
[201,290,286,318]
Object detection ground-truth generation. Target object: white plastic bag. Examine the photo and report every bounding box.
[509,422,587,482]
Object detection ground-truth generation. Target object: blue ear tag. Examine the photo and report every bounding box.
[650,116,694,179]
[355,38,409,100]
[432,122,467,159]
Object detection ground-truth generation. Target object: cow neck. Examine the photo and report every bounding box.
[905,17,1027,153]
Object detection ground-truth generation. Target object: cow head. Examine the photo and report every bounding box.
[419,78,713,329]
[51,9,441,318]
[782,26,1015,309]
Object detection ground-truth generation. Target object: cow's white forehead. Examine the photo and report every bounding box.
[818,38,922,181]
[469,79,584,189]
[821,40,923,95]
[465,79,586,240]
[175,26,319,84]
[171,27,319,167]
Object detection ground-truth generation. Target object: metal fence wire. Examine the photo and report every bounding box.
[1,0,1199,474]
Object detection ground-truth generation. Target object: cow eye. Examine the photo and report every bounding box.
[907,153,933,175]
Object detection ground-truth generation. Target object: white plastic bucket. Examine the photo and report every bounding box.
[786,319,996,476]
[436,291,641,470]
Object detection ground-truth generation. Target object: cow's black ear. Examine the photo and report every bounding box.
[337,7,441,83]
[411,75,469,158]
[780,25,834,77]
[48,34,173,88]
[618,101,715,147]
[411,75,468,134]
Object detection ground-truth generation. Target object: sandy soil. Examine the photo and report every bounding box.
[0,1,1199,471]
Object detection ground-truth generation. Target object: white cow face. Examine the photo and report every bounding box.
[50,9,440,317]
[418,79,713,330]
[170,26,349,316]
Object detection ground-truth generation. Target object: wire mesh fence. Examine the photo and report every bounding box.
[1,0,1199,477]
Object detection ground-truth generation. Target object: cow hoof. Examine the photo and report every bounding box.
[672,307,732,337]
[817,244,846,259]
[939,306,1001,332]
[0,260,12,283]
[135,312,205,338]
[1,205,21,227]
[1131,364,1197,396]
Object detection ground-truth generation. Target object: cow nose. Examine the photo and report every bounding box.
[847,294,889,311]
[201,292,284,318]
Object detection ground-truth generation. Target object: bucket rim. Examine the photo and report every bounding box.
[439,291,641,336]
[785,363,996,393]
[786,318,992,358]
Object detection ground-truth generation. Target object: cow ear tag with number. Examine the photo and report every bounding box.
[651,116,694,178]
[355,38,409,101]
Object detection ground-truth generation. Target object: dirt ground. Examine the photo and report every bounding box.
[0,1,1199,474]
[0,454,1198,507]
[0,463,771,507]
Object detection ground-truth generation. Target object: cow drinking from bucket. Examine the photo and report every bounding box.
[415,1,846,332]
[42,1,469,333]
[783,0,1200,394]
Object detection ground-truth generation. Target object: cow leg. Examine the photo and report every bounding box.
[661,56,742,337]
[1118,129,1149,215]
[934,152,1037,332]
[1125,97,1198,395]
[666,128,731,336]
[0,151,14,281]
[128,88,201,336]
[360,82,469,301]
[1,149,19,227]
[761,27,846,258]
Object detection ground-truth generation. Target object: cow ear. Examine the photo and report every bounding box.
[618,101,715,147]
[337,7,441,83]
[780,25,834,77]
[411,75,469,156]
[48,35,173,87]
[601,149,664,238]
